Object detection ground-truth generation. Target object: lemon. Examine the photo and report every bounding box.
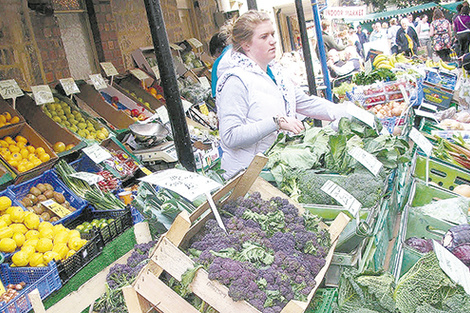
[0,238,16,253]
[24,213,40,230]
[21,245,35,258]
[0,221,6,229]
[36,238,53,253]
[53,231,69,245]
[25,230,40,241]
[0,196,12,211]
[66,249,76,259]
[52,243,69,260]
[12,250,29,267]
[38,221,53,232]
[43,251,60,264]
[68,229,81,239]
[39,227,54,240]
[67,236,83,251]
[9,206,25,223]
[23,239,38,250]
[29,252,44,267]
[52,224,67,235]
[12,232,25,248]
[0,214,11,226]
[9,223,28,234]
[0,227,13,239]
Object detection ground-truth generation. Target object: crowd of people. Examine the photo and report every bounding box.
[322,4,470,68]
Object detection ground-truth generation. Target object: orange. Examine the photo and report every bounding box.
[20,148,29,159]
[15,136,27,144]
[4,137,14,145]
[10,153,22,162]
[3,112,11,121]
[35,147,45,156]
[0,140,8,148]
[65,144,75,151]
[16,142,26,149]
[17,164,27,173]
[53,142,66,153]
[9,145,20,153]
[0,116,6,124]
[39,153,50,162]
[10,116,19,124]
[26,146,35,154]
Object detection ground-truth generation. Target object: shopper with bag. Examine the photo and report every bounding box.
[430,8,453,61]
[453,5,470,57]
[215,10,351,179]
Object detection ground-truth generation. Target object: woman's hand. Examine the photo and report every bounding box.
[278,116,305,134]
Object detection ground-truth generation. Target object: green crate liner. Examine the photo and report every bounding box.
[306,288,338,313]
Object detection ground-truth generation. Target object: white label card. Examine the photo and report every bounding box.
[348,147,383,176]
[433,240,470,295]
[69,172,104,185]
[139,168,222,201]
[0,79,23,99]
[100,62,119,77]
[89,74,107,90]
[199,77,211,89]
[347,102,375,129]
[59,78,80,96]
[321,180,362,216]
[365,59,372,74]
[82,144,112,164]
[409,127,433,157]
[187,38,203,49]
[31,85,54,105]
[420,102,438,112]
[156,106,169,124]
[399,85,410,104]
[130,69,151,81]
[151,66,160,80]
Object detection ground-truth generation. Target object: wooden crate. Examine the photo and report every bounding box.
[125,154,350,313]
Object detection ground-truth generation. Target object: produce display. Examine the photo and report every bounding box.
[367,101,407,118]
[0,112,20,128]
[0,282,26,303]
[102,149,139,179]
[42,98,109,141]
[0,135,51,172]
[352,68,396,85]
[52,141,75,153]
[186,193,330,313]
[0,196,87,266]
[18,184,77,222]
[100,92,148,121]
[74,218,115,235]
[96,170,120,192]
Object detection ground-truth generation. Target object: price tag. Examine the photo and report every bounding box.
[415,109,438,120]
[433,240,470,294]
[348,147,383,176]
[69,172,103,185]
[399,85,410,104]
[321,180,361,216]
[83,144,112,164]
[89,74,107,90]
[139,168,222,201]
[100,62,119,77]
[151,66,160,80]
[365,59,372,75]
[130,69,151,82]
[347,102,375,129]
[420,102,438,112]
[31,85,54,105]
[156,106,169,124]
[187,38,203,49]
[59,78,80,96]
[199,103,209,115]
[0,79,23,99]
[40,199,70,218]
[409,127,433,157]
[169,43,183,51]
[199,77,211,89]
[139,166,153,176]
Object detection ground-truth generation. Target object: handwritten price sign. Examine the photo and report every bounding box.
[321,180,362,216]
[0,80,23,99]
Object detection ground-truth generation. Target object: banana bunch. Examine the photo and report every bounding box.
[425,59,456,71]
[372,53,411,69]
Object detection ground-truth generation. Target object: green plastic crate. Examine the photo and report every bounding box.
[306,288,338,313]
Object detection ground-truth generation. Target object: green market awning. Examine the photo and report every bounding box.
[440,1,463,13]
[345,2,438,22]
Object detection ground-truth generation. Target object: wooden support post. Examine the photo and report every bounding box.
[134,222,152,244]
[29,289,46,313]
[123,285,144,313]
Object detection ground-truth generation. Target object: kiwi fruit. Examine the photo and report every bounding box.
[44,190,54,199]
[50,217,59,223]
[62,201,70,209]
[33,205,44,215]
[37,195,47,202]
[41,212,51,221]
[29,187,41,197]
[26,194,38,205]
[22,197,33,207]
[53,192,65,204]
[43,183,54,191]
[36,183,47,193]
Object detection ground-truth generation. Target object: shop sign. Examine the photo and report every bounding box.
[433,240,470,294]
[323,6,366,19]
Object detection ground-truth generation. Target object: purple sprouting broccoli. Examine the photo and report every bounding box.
[195,249,215,268]
[127,250,148,268]
[208,257,258,285]
[106,263,135,289]
[133,240,157,256]
[268,232,296,254]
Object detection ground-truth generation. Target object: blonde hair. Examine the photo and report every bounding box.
[220,10,271,53]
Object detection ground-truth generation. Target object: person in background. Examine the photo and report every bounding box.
[356,25,368,46]
[327,49,355,78]
[396,18,413,56]
[453,5,470,57]
[344,45,362,72]
[349,27,364,59]
[407,19,420,55]
[388,18,401,54]
[414,17,421,28]
[430,8,453,61]
[321,20,346,52]
[416,15,432,58]
[407,14,415,29]
[369,22,383,41]
[209,32,230,97]
[381,22,389,38]
[215,11,351,179]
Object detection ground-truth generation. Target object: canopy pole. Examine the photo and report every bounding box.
[143,0,196,172]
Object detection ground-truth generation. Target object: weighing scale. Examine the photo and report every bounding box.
[132,141,178,164]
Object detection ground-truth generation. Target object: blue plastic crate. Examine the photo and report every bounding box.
[69,154,102,174]
[131,206,144,224]
[0,261,61,313]
[8,169,87,225]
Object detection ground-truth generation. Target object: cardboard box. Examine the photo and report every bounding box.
[0,99,26,131]
[422,83,453,109]
[114,75,165,112]
[75,83,136,130]
[0,123,58,184]
[15,95,85,157]
[100,84,154,119]
[131,46,187,78]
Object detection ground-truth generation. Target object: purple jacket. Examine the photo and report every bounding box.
[454,15,470,33]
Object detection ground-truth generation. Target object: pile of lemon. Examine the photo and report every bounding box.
[0,112,20,128]
[0,196,87,267]
[0,135,52,173]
